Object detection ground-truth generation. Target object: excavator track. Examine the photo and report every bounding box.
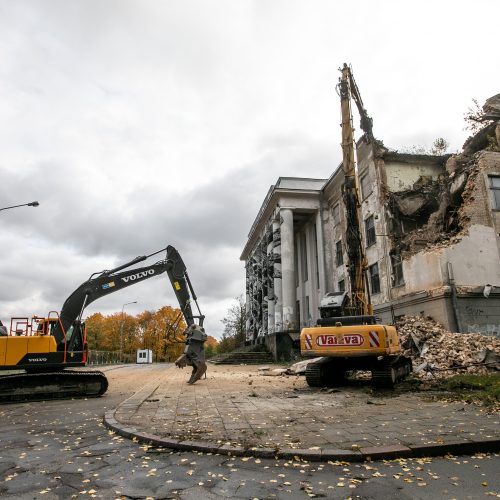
[0,370,108,403]
[305,361,325,387]
[305,359,346,387]
[372,357,412,388]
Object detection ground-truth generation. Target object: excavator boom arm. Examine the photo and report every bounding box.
[339,63,372,316]
[52,246,205,353]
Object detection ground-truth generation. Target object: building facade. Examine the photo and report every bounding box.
[241,123,500,359]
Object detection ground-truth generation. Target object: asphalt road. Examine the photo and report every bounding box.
[0,364,498,499]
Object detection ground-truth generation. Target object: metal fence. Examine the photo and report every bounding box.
[86,350,136,365]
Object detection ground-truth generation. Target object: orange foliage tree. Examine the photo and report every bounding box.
[84,305,186,362]
[204,335,219,358]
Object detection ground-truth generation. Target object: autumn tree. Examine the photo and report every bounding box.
[142,306,185,362]
[84,305,190,362]
[85,313,104,350]
[136,310,155,349]
[218,295,247,353]
[204,335,219,359]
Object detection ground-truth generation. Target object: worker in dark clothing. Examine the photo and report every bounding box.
[0,320,8,336]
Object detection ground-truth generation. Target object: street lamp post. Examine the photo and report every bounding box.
[0,201,40,212]
[120,301,137,363]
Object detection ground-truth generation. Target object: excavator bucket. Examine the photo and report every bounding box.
[175,324,207,384]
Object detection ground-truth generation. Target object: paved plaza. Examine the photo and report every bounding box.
[105,364,500,461]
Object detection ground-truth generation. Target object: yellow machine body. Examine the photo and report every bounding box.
[300,323,402,358]
[0,335,58,368]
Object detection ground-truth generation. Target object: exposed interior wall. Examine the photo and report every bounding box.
[385,162,443,192]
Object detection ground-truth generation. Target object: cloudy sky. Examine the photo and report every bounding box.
[1,0,498,338]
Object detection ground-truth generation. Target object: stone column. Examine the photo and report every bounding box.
[259,238,268,336]
[245,263,251,339]
[272,217,282,331]
[266,225,275,333]
[280,208,295,330]
[315,210,326,295]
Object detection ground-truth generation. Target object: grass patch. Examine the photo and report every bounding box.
[434,373,500,409]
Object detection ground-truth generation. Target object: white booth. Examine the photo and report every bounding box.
[136,349,153,364]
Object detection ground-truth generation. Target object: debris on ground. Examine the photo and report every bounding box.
[286,358,322,375]
[260,368,289,376]
[397,315,500,379]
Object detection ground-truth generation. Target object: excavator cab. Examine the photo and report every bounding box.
[319,292,349,318]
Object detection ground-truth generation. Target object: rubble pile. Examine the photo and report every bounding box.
[397,315,500,379]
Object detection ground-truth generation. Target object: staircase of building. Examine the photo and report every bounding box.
[209,344,274,365]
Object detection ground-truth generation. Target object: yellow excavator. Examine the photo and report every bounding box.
[300,64,412,387]
[0,245,207,402]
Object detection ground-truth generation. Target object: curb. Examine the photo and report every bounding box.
[103,409,500,462]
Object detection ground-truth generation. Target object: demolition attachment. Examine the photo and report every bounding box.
[174,324,207,384]
[164,245,208,384]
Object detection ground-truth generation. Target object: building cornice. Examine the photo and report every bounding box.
[240,179,325,261]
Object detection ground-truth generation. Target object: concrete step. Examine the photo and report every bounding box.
[210,349,274,365]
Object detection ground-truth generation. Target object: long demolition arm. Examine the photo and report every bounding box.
[339,63,373,316]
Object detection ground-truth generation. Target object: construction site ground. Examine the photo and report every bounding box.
[104,363,499,462]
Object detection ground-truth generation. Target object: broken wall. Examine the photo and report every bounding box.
[457,151,500,234]
[378,128,500,334]
[384,156,444,192]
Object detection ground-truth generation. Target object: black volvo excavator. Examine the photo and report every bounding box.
[0,245,207,402]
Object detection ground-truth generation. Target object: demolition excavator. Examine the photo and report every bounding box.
[300,64,412,387]
[0,245,207,402]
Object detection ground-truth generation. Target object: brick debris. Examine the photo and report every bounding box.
[397,315,500,378]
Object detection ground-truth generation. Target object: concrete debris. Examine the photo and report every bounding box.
[397,315,500,379]
[286,357,322,375]
[260,368,289,376]
[482,93,500,121]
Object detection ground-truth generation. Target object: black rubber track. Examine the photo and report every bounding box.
[0,370,108,403]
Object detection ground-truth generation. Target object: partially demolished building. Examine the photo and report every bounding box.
[240,95,500,359]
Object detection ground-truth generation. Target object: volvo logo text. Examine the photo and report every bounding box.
[122,269,155,283]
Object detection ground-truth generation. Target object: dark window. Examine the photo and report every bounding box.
[360,173,372,200]
[369,262,381,294]
[490,176,500,209]
[391,254,404,286]
[332,203,340,226]
[335,240,343,266]
[296,300,301,329]
[338,279,345,292]
[365,215,376,247]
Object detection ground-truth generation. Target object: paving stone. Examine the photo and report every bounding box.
[107,363,500,461]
